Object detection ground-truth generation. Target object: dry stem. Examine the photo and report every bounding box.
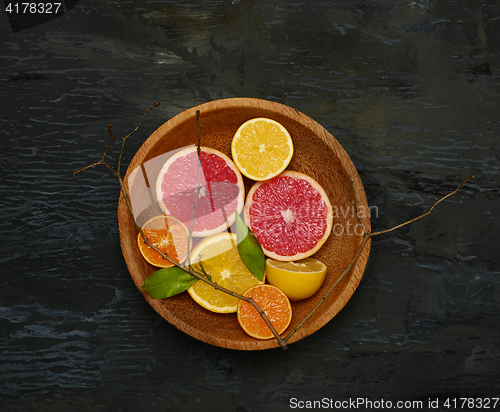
[370,174,476,237]
[73,103,288,349]
[73,103,474,351]
[282,174,475,345]
[186,110,204,268]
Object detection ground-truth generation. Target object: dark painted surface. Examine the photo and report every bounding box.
[1,1,499,411]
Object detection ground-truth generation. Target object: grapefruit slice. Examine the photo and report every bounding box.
[244,171,333,261]
[155,146,245,237]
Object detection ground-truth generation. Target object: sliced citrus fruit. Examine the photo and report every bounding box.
[156,146,245,237]
[237,284,292,340]
[266,258,327,301]
[188,233,264,313]
[231,118,294,181]
[244,170,333,261]
[137,215,190,268]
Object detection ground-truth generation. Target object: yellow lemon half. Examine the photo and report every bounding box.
[188,233,264,313]
[231,118,294,181]
[265,258,327,301]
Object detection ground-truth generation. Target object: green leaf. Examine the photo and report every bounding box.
[140,266,198,299]
[235,211,266,281]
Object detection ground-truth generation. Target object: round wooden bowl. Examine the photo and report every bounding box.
[118,98,371,350]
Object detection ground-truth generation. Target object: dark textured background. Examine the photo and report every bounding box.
[1,1,499,411]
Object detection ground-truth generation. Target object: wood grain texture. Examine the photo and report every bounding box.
[1,0,499,410]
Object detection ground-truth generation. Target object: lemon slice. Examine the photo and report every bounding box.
[188,233,264,313]
[231,118,294,181]
[265,258,327,301]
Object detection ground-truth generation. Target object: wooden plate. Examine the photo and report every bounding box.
[118,98,371,350]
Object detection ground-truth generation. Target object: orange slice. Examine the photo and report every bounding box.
[231,118,294,181]
[137,215,190,268]
[237,284,292,340]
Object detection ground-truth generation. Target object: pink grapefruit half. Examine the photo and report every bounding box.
[244,171,333,261]
[156,146,245,237]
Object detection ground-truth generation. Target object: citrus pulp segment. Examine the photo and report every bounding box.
[266,258,327,301]
[187,233,264,313]
[237,284,292,340]
[137,215,190,268]
[155,146,244,237]
[244,170,333,261]
[231,118,294,181]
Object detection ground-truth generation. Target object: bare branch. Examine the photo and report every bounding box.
[283,233,370,343]
[73,104,288,350]
[117,102,160,177]
[282,174,475,344]
[371,174,475,237]
[72,122,120,180]
[186,110,204,268]
[74,103,473,351]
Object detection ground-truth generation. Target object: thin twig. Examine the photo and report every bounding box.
[283,234,370,343]
[118,103,160,177]
[186,110,204,268]
[72,123,118,180]
[74,104,473,351]
[282,174,476,344]
[189,110,286,347]
[73,104,288,349]
[371,174,476,237]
